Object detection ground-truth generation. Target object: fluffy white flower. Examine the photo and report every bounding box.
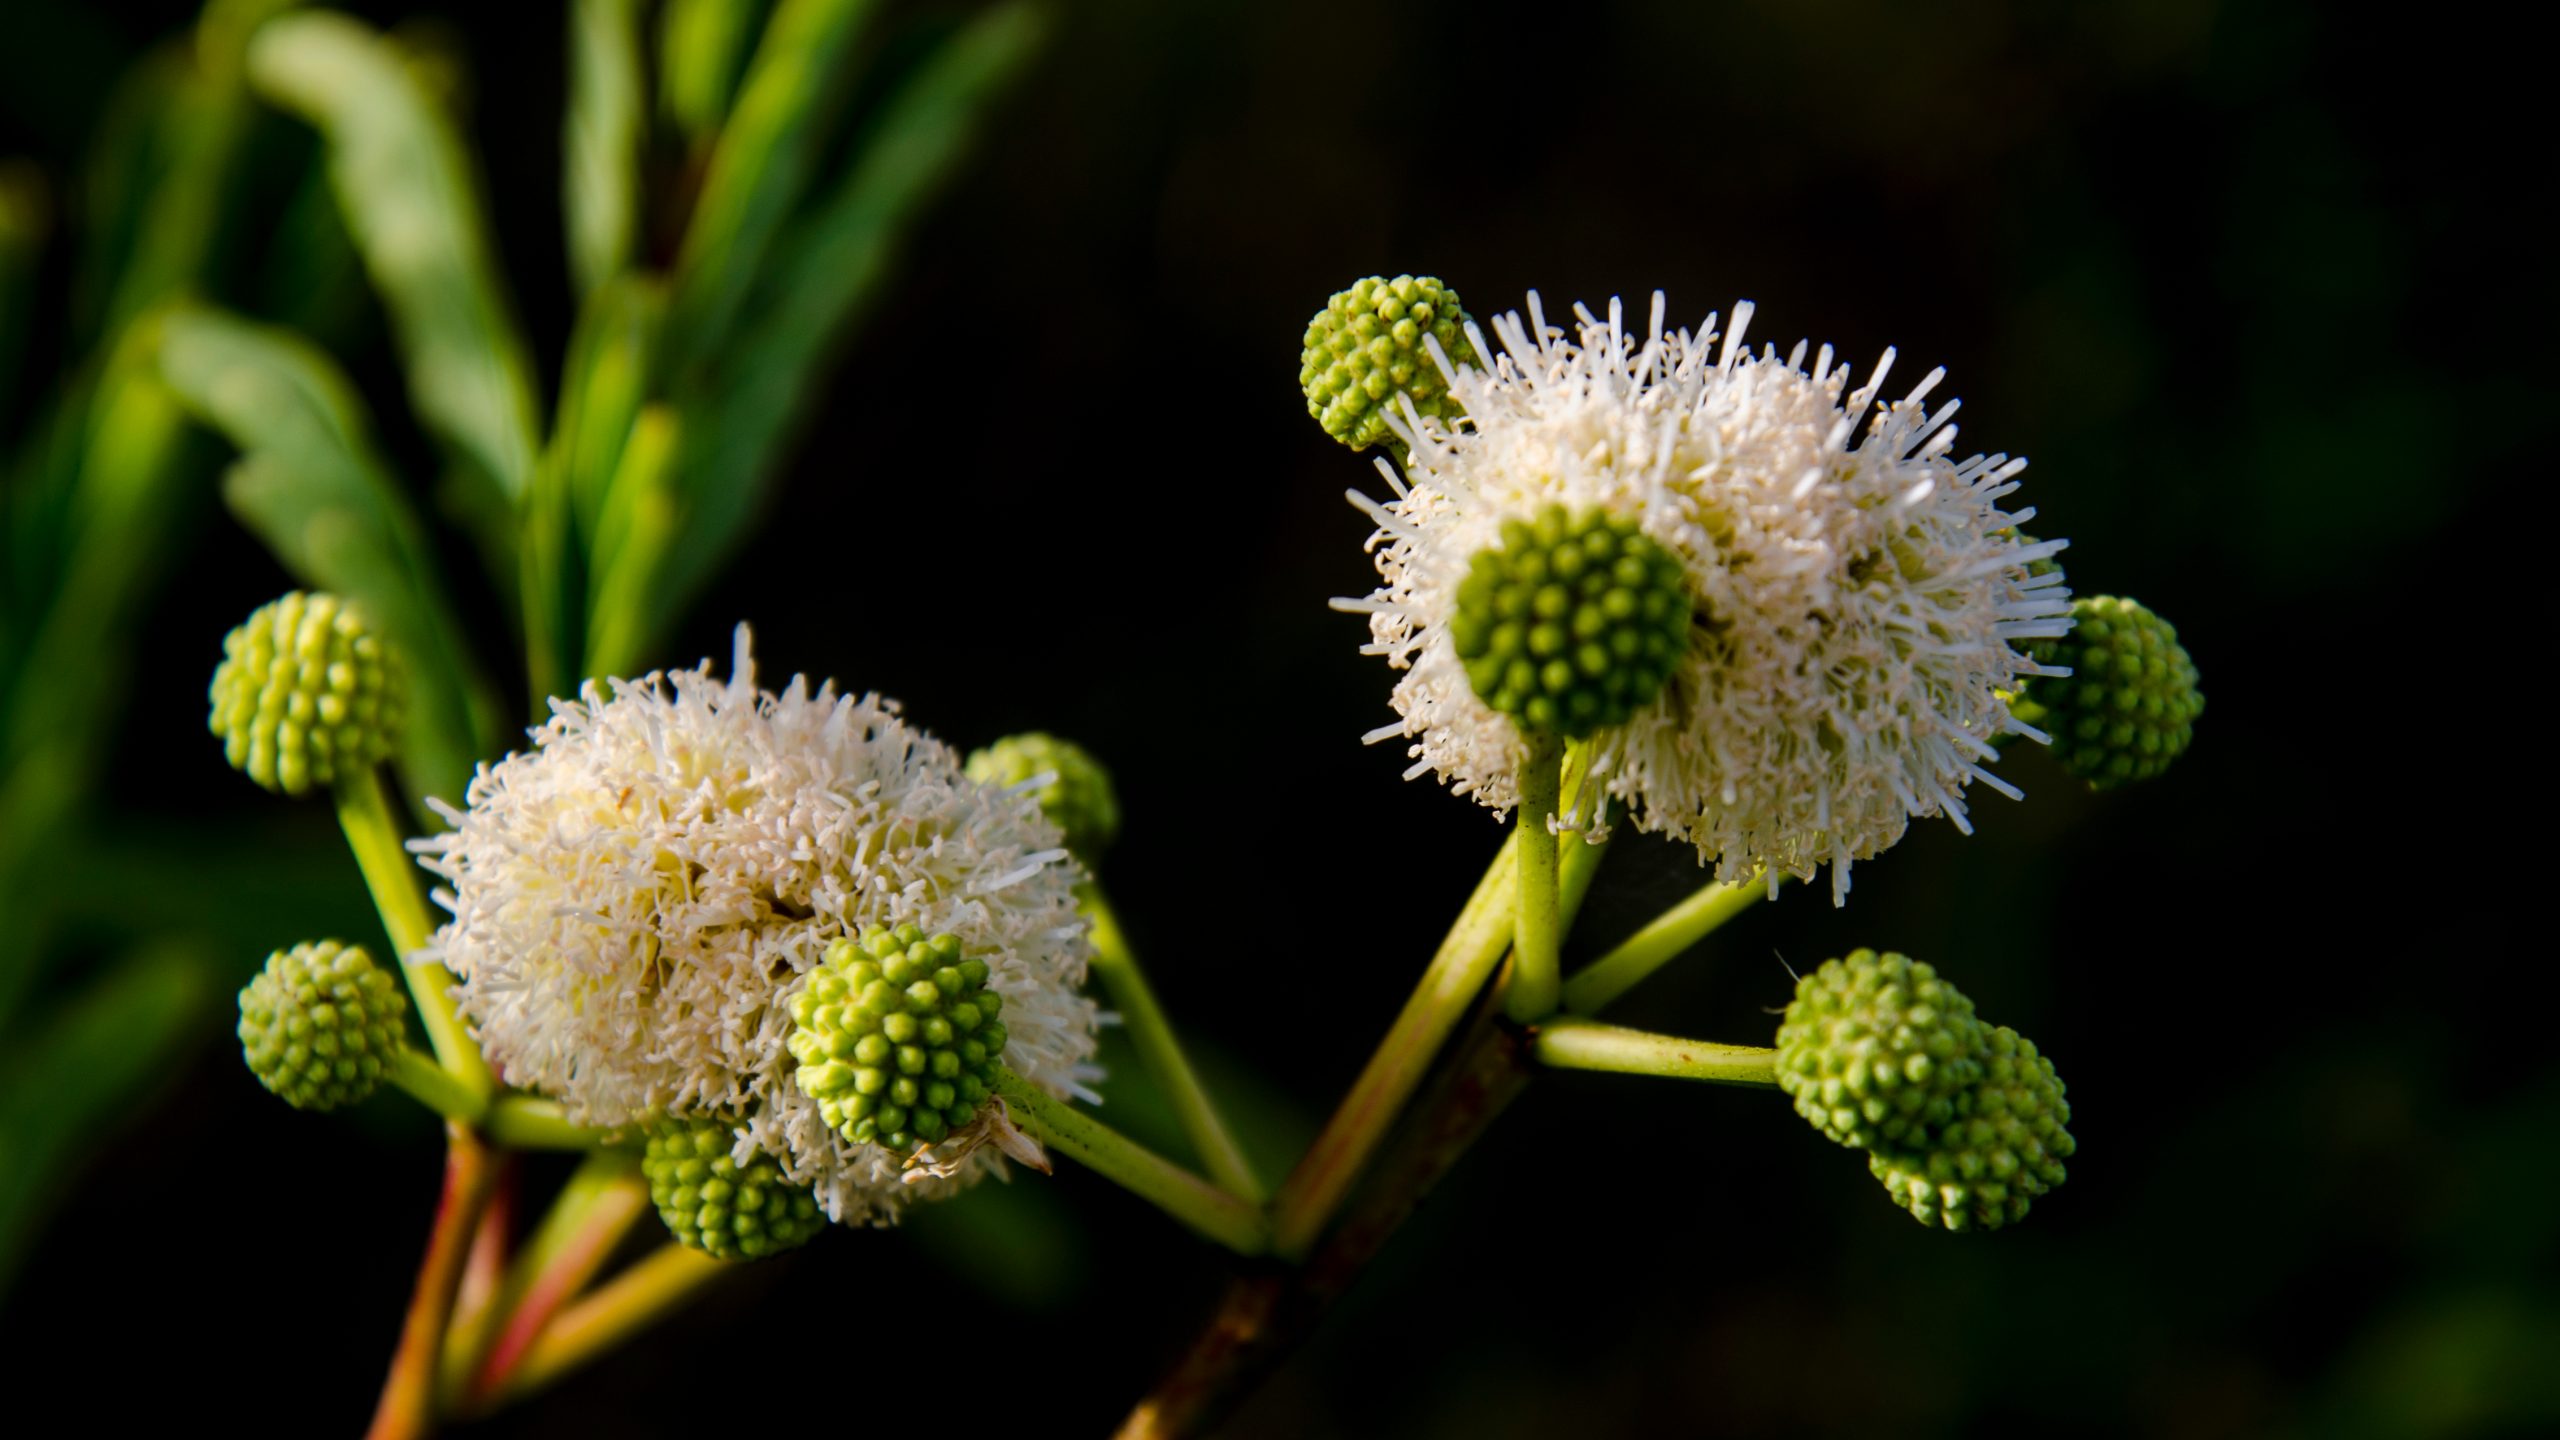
[1338,293,2073,903]
[412,627,1100,1223]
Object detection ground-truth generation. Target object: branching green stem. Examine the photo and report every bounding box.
[464,1151,648,1411]
[336,765,491,1097]
[1505,731,1564,1023]
[994,1071,1268,1256]
[485,1098,608,1151]
[1560,873,1775,1015]
[388,1046,483,1123]
[500,1245,727,1403]
[1532,1018,1778,1087]
[1082,882,1264,1203]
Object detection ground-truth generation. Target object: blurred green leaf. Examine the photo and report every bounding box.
[154,304,495,806]
[661,0,878,383]
[658,0,771,144]
[583,403,680,679]
[526,274,663,695]
[565,0,643,299]
[1,323,196,1027]
[246,11,540,509]
[655,2,1048,626]
[0,943,214,1295]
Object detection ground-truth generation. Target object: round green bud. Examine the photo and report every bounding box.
[208,591,405,795]
[2014,595,2203,791]
[1775,948,1986,1154]
[787,925,1008,1154]
[237,939,410,1111]
[1300,274,1480,452]
[1866,1025,2074,1232]
[1449,504,1692,738]
[641,1119,826,1260]
[964,733,1121,863]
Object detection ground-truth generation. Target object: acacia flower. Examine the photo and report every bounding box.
[412,628,1101,1223]
[1337,292,2074,901]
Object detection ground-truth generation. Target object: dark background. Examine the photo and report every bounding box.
[3,0,2549,1435]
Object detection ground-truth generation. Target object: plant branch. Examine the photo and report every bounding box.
[465,1150,649,1411]
[1560,872,1774,1015]
[1532,1018,1778,1087]
[994,1072,1268,1256]
[1082,881,1264,1203]
[1506,731,1564,1022]
[336,765,490,1097]
[499,1245,727,1404]
[365,1124,499,1440]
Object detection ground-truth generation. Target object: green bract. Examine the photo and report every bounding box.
[642,1120,827,1261]
[208,591,406,795]
[237,939,409,1111]
[2017,595,2203,790]
[1775,949,1985,1153]
[1867,1026,2074,1232]
[1300,274,1478,452]
[787,925,1009,1154]
[1449,505,1691,738]
[966,732,1121,864]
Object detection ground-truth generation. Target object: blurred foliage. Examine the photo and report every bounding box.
[0,0,1046,1301]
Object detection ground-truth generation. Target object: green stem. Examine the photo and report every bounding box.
[500,1245,727,1403]
[388,1047,484,1123]
[1560,873,1775,1016]
[336,765,491,1097]
[485,1098,608,1151]
[1505,732,1564,1023]
[1082,882,1264,1204]
[993,1071,1268,1256]
[1268,832,1515,1260]
[465,1151,648,1411]
[1532,1018,1778,1087]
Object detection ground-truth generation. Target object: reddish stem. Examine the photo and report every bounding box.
[467,1173,650,1409]
[436,1156,517,1409]
[367,1124,499,1440]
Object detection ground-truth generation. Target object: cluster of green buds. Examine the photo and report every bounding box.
[237,940,411,1111]
[1449,504,1692,737]
[642,1120,827,1261]
[207,591,405,795]
[788,925,1009,1154]
[966,732,1121,865]
[1300,274,1479,452]
[1775,949,2073,1231]
[2015,594,2204,790]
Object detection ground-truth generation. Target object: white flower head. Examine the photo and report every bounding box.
[413,627,1100,1224]
[1338,292,2074,903]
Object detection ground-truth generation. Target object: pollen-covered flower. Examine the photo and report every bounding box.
[413,628,1101,1224]
[1337,292,2074,901]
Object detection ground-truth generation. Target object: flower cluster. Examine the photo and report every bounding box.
[1776,949,2072,1230]
[413,628,1101,1225]
[1335,290,2075,902]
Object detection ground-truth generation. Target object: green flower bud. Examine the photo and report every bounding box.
[1449,504,1692,738]
[1300,274,1479,452]
[965,733,1121,863]
[641,1119,827,1260]
[1867,1025,2074,1232]
[208,591,405,795]
[2014,595,2203,790]
[237,940,410,1111]
[1774,948,1985,1154]
[788,925,1009,1154]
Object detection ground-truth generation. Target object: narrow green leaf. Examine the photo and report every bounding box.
[565,0,643,298]
[654,3,1048,624]
[658,0,771,143]
[584,404,680,680]
[0,321,195,1027]
[154,304,495,806]
[525,275,663,698]
[661,0,877,380]
[0,943,213,1297]
[246,11,541,504]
